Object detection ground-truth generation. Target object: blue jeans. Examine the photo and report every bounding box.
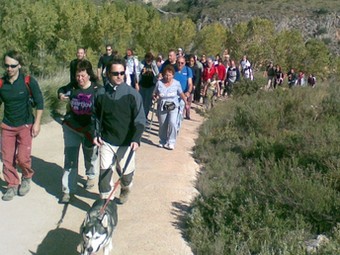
[62,124,99,194]
[139,85,155,119]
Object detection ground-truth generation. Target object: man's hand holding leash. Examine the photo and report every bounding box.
[93,136,104,147]
[93,136,138,151]
[130,142,139,151]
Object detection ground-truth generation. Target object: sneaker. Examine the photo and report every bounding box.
[2,186,18,201]
[158,143,164,148]
[85,178,96,190]
[18,178,31,196]
[59,193,72,204]
[119,187,130,204]
[164,144,175,150]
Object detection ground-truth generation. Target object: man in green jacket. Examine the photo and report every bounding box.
[0,50,44,201]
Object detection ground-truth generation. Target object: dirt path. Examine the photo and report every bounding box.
[0,107,203,255]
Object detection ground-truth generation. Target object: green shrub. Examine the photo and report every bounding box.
[188,81,340,254]
[38,70,69,123]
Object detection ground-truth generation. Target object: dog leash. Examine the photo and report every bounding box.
[99,147,135,216]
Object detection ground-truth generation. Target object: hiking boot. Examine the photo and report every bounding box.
[119,186,131,204]
[59,193,72,204]
[2,186,18,201]
[18,178,31,196]
[85,178,96,190]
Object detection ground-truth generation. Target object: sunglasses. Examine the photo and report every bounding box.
[111,71,125,76]
[4,63,19,68]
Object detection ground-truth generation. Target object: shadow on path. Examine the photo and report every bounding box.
[31,156,64,198]
[32,156,99,212]
[171,201,192,241]
[29,226,80,255]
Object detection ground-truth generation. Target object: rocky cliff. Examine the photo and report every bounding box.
[142,0,340,55]
[143,0,178,8]
[198,10,340,55]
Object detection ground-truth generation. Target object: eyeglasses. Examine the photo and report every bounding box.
[111,71,125,76]
[4,63,19,69]
[177,62,185,65]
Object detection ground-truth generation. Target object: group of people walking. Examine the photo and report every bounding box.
[0,45,196,204]
[264,62,316,90]
[0,46,319,203]
[0,48,146,204]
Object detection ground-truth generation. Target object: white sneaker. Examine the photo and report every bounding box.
[158,143,164,148]
[165,144,174,150]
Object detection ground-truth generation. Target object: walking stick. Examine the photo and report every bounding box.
[148,99,157,132]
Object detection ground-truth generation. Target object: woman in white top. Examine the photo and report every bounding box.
[153,65,187,150]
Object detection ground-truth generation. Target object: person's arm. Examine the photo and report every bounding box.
[32,109,43,137]
[185,78,193,98]
[180,92,188,104]
[97,68,102,81]
[131,91,146,146]
[91,87,106,146]
[57,83,73,100]
[27,77,44,137]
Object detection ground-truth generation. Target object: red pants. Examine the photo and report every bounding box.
[1,123,34,187]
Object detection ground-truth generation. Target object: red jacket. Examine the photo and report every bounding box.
[202,66,217,82]
[216,64,226,81]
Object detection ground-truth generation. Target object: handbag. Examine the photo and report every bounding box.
[163,101,176,111]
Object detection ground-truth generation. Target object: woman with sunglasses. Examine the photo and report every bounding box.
[0,50,44,201]
[153,65,188,150]
[57,59,100,203]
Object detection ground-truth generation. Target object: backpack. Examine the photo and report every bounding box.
[0,75,36,107]
[140,61,157,88]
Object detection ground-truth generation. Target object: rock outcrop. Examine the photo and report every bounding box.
[142,0,340,55]
[142,0,178,8]
[198,10,340,55]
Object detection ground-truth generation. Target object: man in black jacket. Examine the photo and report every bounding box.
[92,58,146,204]
[97,44,115,84]
[69,47,86,86]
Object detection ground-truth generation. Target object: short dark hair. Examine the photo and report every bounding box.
[106,58,126,75]
[144,52,154,62]
[76,59,98,82]
[162,65,175,76]
[3,50,24,65]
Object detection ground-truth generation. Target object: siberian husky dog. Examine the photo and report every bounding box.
[80,199,118,255]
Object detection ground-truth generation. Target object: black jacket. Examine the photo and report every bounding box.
[92,82,146,146]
